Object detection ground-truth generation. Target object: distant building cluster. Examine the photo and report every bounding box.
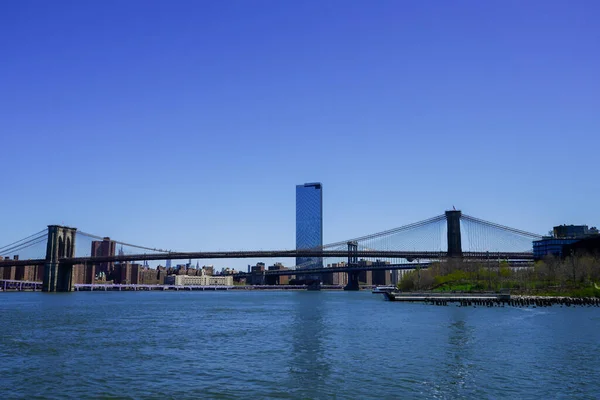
[323,261,395,286]
[534,224,599,259]
[243,262,291,285]
[8,183,598,288]
[241,259,399,287]
[68,237,238,286]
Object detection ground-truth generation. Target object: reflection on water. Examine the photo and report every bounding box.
[286,293,331,395]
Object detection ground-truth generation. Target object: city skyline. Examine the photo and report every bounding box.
[2,2,599,399]
[1,1,599,271]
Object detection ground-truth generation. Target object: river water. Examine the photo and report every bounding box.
[1,291,599,399]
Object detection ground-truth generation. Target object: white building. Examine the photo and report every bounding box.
[166,274,233,286]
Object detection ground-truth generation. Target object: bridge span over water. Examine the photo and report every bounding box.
[0,210,541,292]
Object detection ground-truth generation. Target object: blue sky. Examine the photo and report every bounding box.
[1,1,598,268]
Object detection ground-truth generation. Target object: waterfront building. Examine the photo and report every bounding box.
[358,260,373,286]
[136,267,165,285]
[91,237,116,276]
[296,182,323,281]
[13,264,38,282]
[391,269,400,285]
[533,224,598,259]
[323,262,348,286]
[7,256,39,282]
[165,273,233,286]
[554,225,590,238]
[247,262,266,285]
[533,238,579,259]
[72,263,95,284]
[2,256,17,280]
[112,262,143,284]
[2,264,15,281]
[266,262,290,285]
[563,236,600,256]
[372,260,392,286]
[391,268,418,285]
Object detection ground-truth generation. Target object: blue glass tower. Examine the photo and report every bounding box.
[296,182,323,268]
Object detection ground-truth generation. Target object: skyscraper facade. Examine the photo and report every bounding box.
[296,182,323,268]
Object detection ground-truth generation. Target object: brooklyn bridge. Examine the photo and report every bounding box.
[0,210,542,292]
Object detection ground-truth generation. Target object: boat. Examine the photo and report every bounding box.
[372,286,397,294]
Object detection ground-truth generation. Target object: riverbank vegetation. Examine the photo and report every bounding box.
[397,254,600,297]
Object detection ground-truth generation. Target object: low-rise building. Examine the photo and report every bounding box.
[165,273,233,286]
[323,262,347,286]
[372,260,392,286]
[358,260,373,286]
[247,263,266,285]
[266,263,290,285]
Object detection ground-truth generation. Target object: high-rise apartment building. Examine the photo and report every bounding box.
[91,237,116,276]
[296,182,323,268]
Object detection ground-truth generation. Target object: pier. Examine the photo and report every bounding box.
[383,291,600,307]
[384,291,510,305]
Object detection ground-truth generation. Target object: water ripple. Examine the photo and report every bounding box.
[0,292,599,399]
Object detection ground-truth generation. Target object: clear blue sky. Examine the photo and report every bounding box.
[1,1,598,268]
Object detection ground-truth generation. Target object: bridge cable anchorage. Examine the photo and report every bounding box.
[77,231,173,254]
[0,229,48,253]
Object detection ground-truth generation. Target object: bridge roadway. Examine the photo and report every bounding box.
[241,263,431,277]
[240,260,534,277]
[0,250,534,268]
[61,250,533,264]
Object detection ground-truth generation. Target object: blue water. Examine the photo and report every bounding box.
[1,291,599,399]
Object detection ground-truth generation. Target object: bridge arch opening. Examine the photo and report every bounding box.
[58,237,65,258]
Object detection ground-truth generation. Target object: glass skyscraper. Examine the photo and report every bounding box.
[296,182,323,268]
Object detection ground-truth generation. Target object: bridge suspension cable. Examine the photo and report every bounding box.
[324,215,446,249]
[77,231,173,254]
[0,229,48,257]
[0,229,47,252]
[461,214,541,253]
[461,214,542,239]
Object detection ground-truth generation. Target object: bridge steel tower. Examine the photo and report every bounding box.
[445,210,463,258]
[42,225,77,292]
[344,241,360,291]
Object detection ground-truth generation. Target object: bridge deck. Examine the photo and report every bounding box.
[0,252,533,266]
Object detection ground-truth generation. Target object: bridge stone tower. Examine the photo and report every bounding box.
[344,241,360,291]
[42,225,77,292]
[445,210,462,258]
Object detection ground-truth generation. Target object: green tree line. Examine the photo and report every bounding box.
[397,253,600,297]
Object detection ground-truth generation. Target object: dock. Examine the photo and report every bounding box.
[384,291,510,305]
[383,291,600,307]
